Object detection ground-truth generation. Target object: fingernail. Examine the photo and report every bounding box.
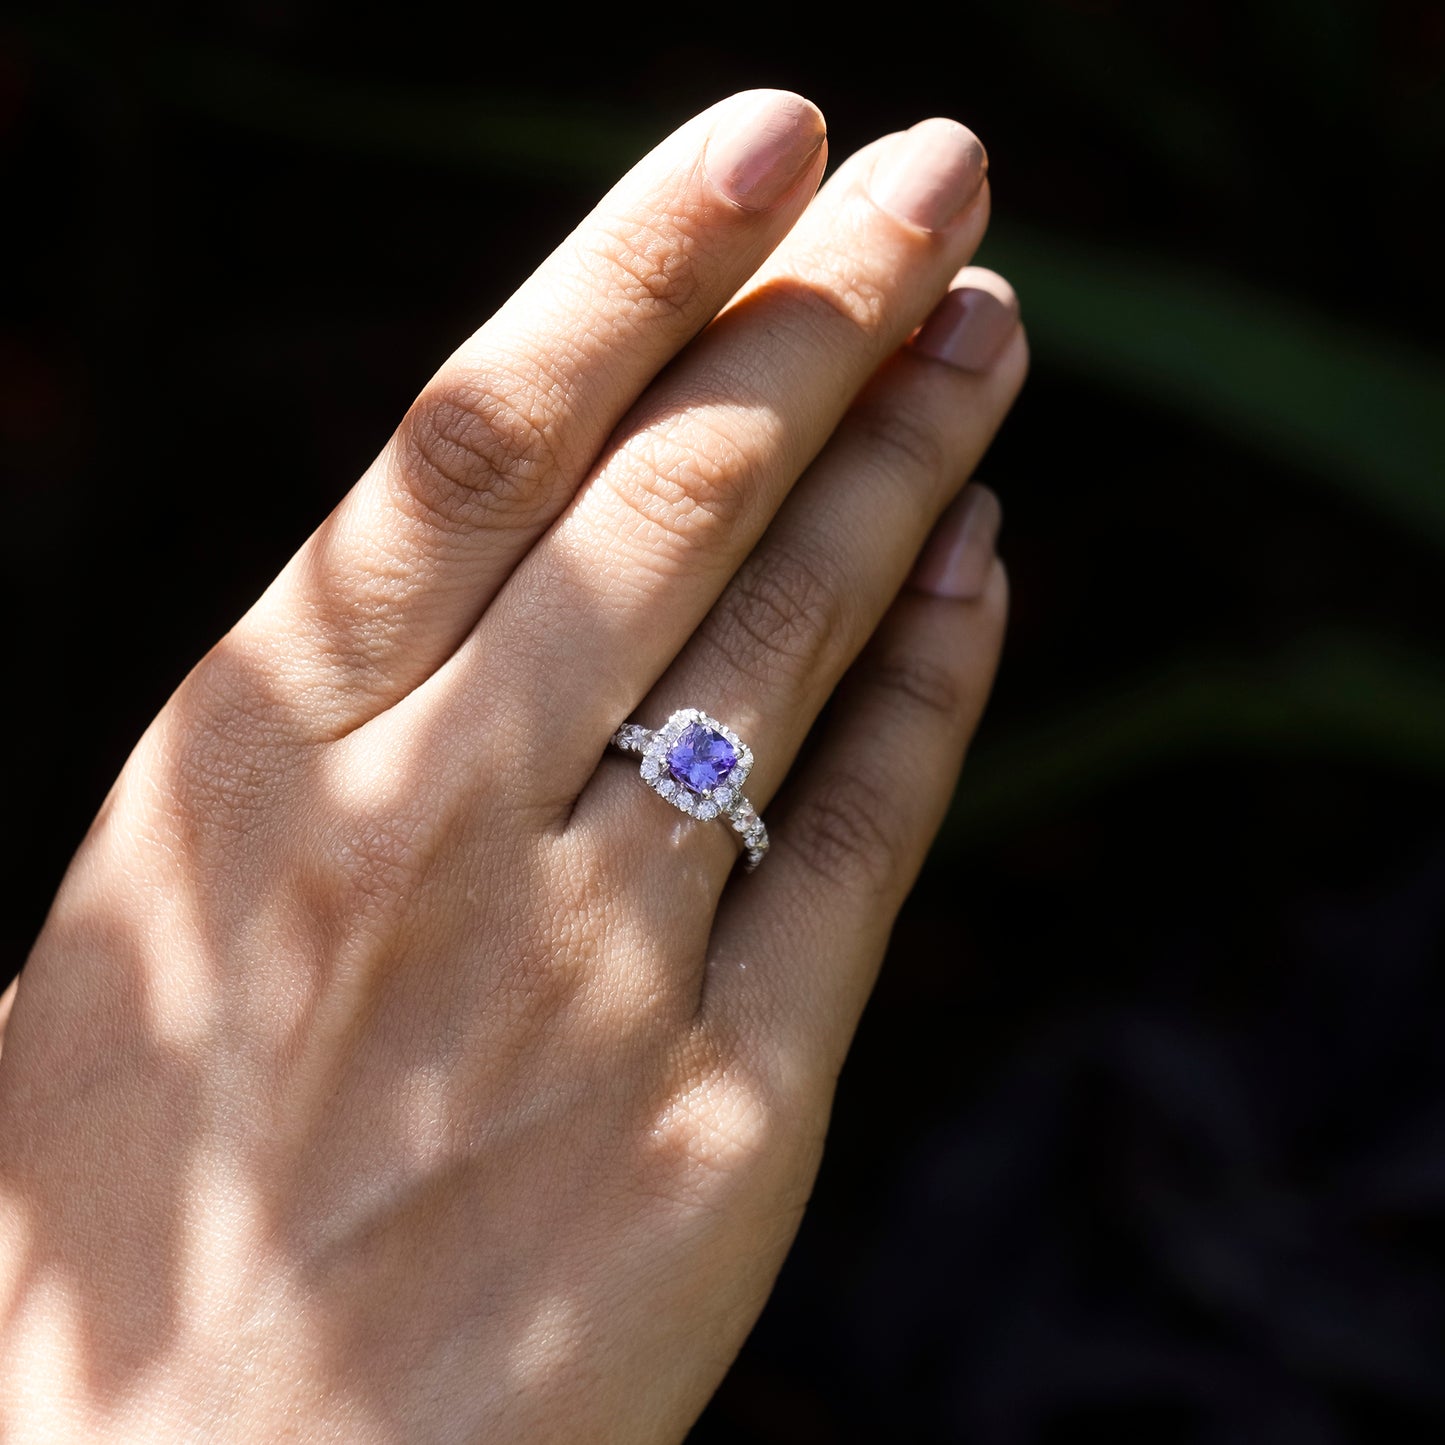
[869,118,988,232]
[910,486,1002,600]
[910,283,1020,373]
[704,90,826,211]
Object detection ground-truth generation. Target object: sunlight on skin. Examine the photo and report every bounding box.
[0,978,16,1059]
[178,1148,282,1322]
[168,1153,384,1440]
[138,921,219,1053]
[0,1194,33,1327]
[1,90,1021,1439]
[394,1059,461,1175]
[2,1254,90,1437]
[120,732,225,1051]
[650,1068,775,1188]
[504,1291,587,1399]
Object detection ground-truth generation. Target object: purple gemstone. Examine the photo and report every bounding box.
[666,723,738,794]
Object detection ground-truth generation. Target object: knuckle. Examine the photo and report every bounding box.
[646,1081,774,1196]
[163,645,299,824]
[185,639,298,741]
[708,544,841,689]
[397,368,563,536]
[604,411,757,561]
[576,213,706,327]
[851,399,949,489]
[308,741,461,923]
[785,770,900,897]
[786,250,891,346]
[639,1038,786,1207]
[865,649,966,720]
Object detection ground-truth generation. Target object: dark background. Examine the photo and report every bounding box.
[6,5,1445,1441]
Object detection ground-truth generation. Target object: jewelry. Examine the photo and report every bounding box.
[611,708,769,870]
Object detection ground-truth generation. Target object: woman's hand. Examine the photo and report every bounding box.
[0,90,1025,1442]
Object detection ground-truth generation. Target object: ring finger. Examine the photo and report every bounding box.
[581,268,1026,888]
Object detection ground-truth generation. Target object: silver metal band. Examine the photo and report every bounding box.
[611,710,769,870]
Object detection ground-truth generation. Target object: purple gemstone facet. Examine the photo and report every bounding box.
[666,723,737,793]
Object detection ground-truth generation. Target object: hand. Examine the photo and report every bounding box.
[0,90,1025,1441]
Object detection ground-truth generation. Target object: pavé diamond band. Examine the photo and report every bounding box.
[611,709,769,870]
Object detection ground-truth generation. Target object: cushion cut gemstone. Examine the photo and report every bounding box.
[666,723,737,793]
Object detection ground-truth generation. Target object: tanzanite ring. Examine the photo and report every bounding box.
[610,709,769,870]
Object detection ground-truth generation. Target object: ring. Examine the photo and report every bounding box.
[611,708,770,870]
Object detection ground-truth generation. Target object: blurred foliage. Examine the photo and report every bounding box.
[950,631,1445,846]
[983,220,1445,544]
[19,8,1445,850]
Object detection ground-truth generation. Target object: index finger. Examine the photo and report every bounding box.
[228,90,828,735]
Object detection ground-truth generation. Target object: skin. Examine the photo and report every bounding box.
[0,91,1026,1441]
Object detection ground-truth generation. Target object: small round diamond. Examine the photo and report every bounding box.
[696,800,719,821]
[640,759,660,781]
[657,777,676,797]
[712,785,734,809]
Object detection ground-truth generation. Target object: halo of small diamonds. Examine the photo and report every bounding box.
[610,708,769,870]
